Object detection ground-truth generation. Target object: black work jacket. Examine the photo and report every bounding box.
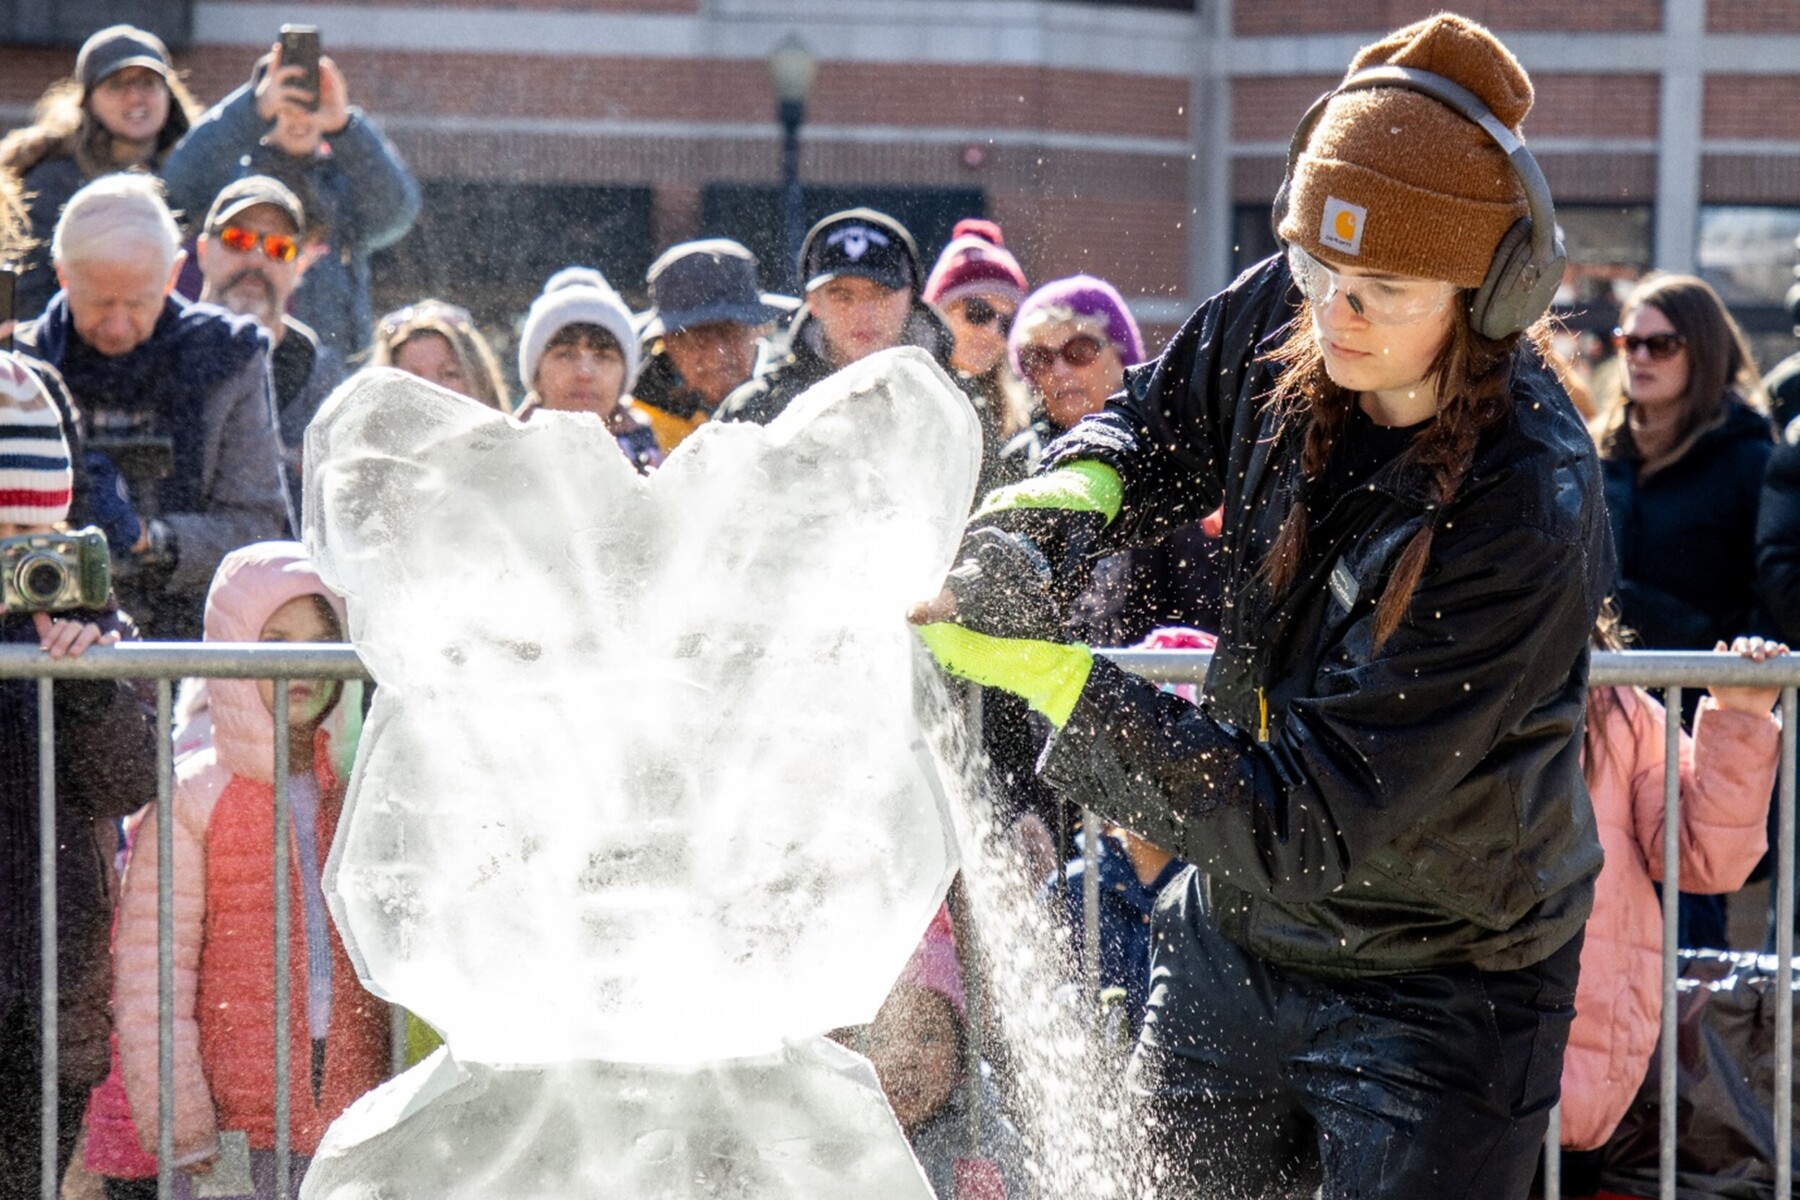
[716,303,959,427]
[1038,255,1611,977]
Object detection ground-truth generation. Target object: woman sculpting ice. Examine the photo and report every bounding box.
[915,14,1611,1197]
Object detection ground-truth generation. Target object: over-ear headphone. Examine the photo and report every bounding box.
[1270,64,1567,341]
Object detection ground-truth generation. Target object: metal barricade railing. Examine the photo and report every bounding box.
[3,642,1798,1198]
[0,643,366,1200]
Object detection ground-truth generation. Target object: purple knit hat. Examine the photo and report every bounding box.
[1008,275,1144,377]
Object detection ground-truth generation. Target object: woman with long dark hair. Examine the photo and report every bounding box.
[1597,273,1774,950]
[1597,273,1772,653]
[0,26,198,319]
[914,15,1610,1197]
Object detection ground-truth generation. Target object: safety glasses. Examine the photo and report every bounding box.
[218,224,299,263]
[959,296,1014,335]
[1286,243,1454,327]
[1018,334,1105,377]
[1612,329,1687,362]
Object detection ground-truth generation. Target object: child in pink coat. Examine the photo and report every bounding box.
[88,542,386,1200]
[1557,630,1786,1192]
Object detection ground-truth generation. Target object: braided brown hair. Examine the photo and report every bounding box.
[1259,295,1550,651]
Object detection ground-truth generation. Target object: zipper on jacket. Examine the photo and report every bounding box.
[1257,688,1270,743]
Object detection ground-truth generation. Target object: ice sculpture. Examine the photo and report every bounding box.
[299,349,980,1197]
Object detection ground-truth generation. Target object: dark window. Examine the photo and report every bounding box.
[370,181,655,329]
[1,0,192,49]
[700,185,985,293]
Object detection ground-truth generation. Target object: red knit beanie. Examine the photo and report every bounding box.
[923,219,1028,309]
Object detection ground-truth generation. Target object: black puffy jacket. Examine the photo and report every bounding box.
[1036,255,1611,978]
[1756,418,1800,643]
[1603,398,1773,650]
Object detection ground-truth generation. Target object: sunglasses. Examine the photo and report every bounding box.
[1612,329,1687,362]
[217,224,299,263]
[1018,334,1105,377]
[959,296,1014,335]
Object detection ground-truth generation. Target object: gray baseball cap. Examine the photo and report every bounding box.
[76,25,175,91]
[204,175,306,236]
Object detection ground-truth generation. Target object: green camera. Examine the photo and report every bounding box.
[0,528,111,613]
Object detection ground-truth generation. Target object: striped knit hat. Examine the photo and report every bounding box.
[0,357,74,527]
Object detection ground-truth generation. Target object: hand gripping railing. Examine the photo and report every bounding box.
[2,642,1798,1198]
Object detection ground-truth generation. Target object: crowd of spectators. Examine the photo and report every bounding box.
[3,18,1800,1200]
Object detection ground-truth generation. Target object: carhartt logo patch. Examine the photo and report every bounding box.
[1320,197,1366,257]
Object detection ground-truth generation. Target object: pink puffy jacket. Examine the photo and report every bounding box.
[1560,689,1778,1150]
[88,543,386,1172]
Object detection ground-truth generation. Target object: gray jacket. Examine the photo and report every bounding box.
[162,75,421,356]
[19,295,292,638]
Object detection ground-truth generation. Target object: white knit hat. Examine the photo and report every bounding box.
[0,355,73,527]
[517,267,641,391]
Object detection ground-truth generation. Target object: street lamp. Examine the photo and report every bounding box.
[768,34,817,291]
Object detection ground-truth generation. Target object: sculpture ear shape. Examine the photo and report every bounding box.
[759,347,983,596]
[304,369,500,606]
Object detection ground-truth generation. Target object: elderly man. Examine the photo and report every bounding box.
[196,174,344,513]
[16,173,288,639]
[163,36,420,356]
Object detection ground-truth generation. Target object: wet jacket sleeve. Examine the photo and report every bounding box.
[326,110,422,253]
[1044,518,1596,903]
[162,351,292,595]
[161,84,267,227]
[1757,438,1800,643]
[1040,258,1291,551]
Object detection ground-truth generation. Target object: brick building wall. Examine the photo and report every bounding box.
[7,0,1800,343]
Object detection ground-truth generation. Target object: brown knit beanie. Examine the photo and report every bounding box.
[1277,13,1532,289]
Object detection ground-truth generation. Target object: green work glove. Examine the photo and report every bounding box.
[917,523,1094,728]
[916,622,1092,729]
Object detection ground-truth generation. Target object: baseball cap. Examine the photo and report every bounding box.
[76,25,175,92]
[799,208,921,294]
[204,176,306,236]
[640,239,797,339]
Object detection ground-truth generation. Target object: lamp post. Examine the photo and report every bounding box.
[768,34,817,291]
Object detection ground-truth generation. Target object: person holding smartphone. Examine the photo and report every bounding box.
[914,14,1610,1197]
[0,25,200,321]
[162,31,420,357]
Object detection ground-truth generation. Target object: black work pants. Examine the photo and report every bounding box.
[1129,909,1582,1200]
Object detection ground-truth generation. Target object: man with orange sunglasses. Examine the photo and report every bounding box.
[196,176,344,516]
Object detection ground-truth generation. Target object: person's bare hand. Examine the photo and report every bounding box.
[315,56,351,133]
[32,612,118,660]
[1708,636,1789,715]
[254,46,314,122]
[908,588,956,626]
[0,321,15,349]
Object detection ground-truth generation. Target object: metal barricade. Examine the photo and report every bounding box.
[2,641,1797,1198]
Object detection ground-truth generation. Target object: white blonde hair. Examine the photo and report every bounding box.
[52,171,180,273]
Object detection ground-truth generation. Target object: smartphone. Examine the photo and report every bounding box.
[277,24,321,113]
[0,268,14,352]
